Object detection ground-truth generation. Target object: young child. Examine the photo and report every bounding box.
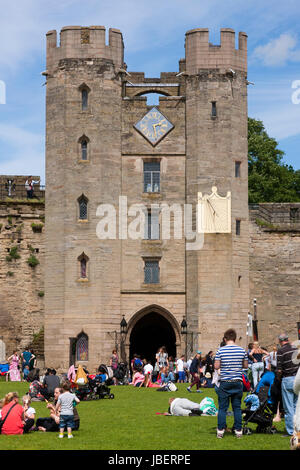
[23,365,30,382]
[55,381,80,439]
[22,395,36,431]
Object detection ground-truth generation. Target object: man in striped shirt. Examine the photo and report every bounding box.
[277,333,299,436]
[214,328,248,439]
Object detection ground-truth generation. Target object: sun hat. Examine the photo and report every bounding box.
[196,351,202,354]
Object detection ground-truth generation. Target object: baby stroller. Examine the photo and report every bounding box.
[242,385,277,435]
[113,362,128,385]
[93,364,115,399]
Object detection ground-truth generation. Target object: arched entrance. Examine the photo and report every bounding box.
[127,306,180,366]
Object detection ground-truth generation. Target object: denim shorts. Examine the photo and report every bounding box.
[59,414,75,429]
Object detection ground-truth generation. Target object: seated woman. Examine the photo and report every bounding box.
[160,366,175,384]
[1,392,34,434]
[35,387,80,432]
[131,370,145,387]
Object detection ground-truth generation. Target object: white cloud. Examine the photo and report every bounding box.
[252,34,300,66]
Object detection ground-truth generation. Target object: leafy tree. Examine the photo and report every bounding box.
[248,117,300,203]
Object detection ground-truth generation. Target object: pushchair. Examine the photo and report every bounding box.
[113,362,128,385]
[242,384,277,435]
[73,364,115,400]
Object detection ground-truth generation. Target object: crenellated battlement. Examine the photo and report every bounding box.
[46,26,124,72]
[185,28,247,74]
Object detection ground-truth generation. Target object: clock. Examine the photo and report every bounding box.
[134,107,174,146]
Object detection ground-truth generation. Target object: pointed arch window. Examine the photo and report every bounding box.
[79,84,90,111]
[78,194,88,220]
[78,135,90,161]
[76,332,89,361]
[78,252,89,279]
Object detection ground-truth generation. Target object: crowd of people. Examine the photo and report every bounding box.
[1,332,300,444]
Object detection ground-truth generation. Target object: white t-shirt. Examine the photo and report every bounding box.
[25,406,36,418]
[144,364,153,375]
[176,359,184,372]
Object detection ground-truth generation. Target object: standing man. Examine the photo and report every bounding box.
[277,333,299,437]
[214,328,248,439]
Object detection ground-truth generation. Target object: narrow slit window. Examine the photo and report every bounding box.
[211,101,217,118]
[235,161,241,177]
[78,195,88,220]
[81,140,88,160]
[82,88,88,110]
[236,220,241,236]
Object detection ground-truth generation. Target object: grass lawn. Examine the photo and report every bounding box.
[0,380,291,450]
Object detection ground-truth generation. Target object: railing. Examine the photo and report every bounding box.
[0,184,45,201]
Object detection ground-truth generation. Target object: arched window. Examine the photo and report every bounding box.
[76,332,88,361]
[78,135,90,161]
[78,252,89,279]
[78,194,88,220]
[81,139,88,160]
[79,84,90,111]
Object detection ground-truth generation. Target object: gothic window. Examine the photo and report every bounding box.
[78,252,89,279]
[78,135,90,161]
[143,161,160,193]
[79,84,90,111]
[76,332,88,361]
[78,194,88,220]
[81,140,88,160]
[144,259,160,284]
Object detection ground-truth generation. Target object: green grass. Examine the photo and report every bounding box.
[0,380,290,450]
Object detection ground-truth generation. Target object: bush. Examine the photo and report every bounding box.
[27,255,40,268]
[6,246,21,262]
[31,223,44,233]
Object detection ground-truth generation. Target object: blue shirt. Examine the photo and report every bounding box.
[215,344,248,382]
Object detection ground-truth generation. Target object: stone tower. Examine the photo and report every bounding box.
[184,28,249,349]
[44,26,249,370]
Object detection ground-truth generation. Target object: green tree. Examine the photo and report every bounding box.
[248,117,300,203]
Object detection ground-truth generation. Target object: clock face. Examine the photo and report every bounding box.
[134,107,174,146]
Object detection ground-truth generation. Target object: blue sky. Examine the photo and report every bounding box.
[0,0,300,184]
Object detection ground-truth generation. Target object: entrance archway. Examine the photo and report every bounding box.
[128,306,180,366]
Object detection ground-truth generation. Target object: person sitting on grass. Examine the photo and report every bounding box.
[131,369,145,387]
[22,395,36,431]
[1,392,34,434]
[55,381,80,439]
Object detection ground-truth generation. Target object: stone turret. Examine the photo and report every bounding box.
[46,26,124,72]
[185,28,247,74]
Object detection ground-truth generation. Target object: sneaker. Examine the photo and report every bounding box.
[186,387,191,393]
[217,429,225,439]
[58,434,64,438]
[68,434,74,439]
[234,430,243,438]
[196,389,202,393]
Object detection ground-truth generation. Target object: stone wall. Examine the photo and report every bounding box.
[0,201,44,361]
[249,203,300,347]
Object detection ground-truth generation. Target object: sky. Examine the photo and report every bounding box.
[0,0,300,184]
